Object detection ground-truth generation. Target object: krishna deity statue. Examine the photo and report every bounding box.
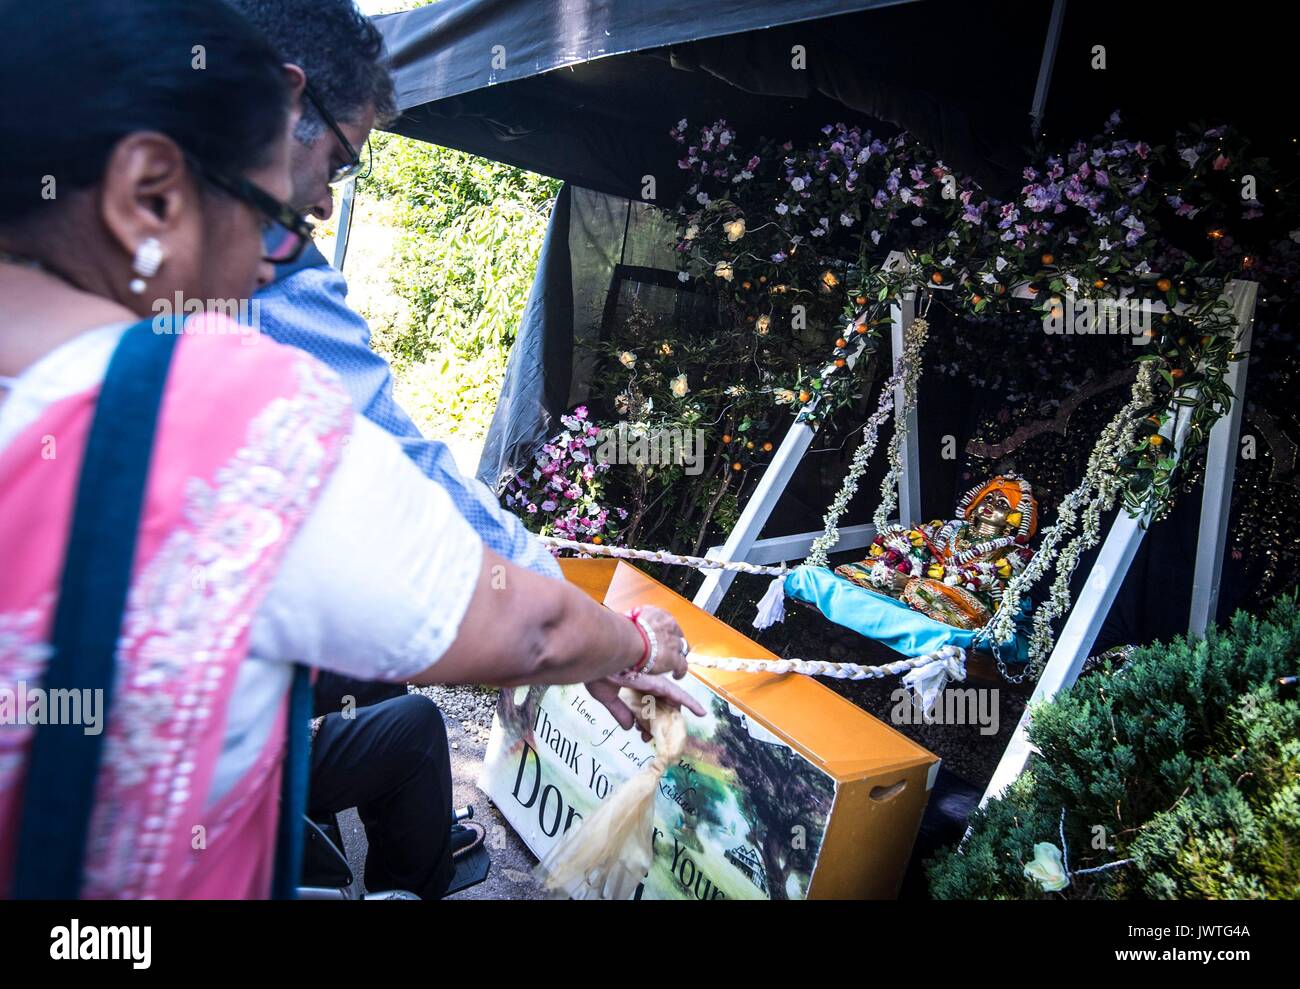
[835,474,1039,630]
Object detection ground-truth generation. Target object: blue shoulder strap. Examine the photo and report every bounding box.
[11,318,309,899]
[271,666,312,900]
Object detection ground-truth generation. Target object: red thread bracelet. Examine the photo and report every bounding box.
[626,608,650,673]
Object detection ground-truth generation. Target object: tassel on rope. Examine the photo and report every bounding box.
[899,645,966,718]
[536,689,687,900]
[751,574,787,629]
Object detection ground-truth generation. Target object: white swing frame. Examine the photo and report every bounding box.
[691,255,1259,807]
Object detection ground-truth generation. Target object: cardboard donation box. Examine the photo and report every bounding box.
[479,559,941,899]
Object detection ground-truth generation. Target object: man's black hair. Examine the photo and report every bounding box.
[226,0,398,141]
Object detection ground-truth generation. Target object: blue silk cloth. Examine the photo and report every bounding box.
[782,565,1029,665]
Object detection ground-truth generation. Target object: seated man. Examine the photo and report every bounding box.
[231,0,554,896]
[308,685,481,899]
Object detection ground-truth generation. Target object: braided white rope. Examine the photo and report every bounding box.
[687,644,965,682]
[538,536,788,576]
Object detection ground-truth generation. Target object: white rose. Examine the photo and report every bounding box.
[723,218,746,242]
[684,224,699,241]
[714,261,734,282]
[1023,842,1070,892]
[670,373,690,398]
[619,351,637,369]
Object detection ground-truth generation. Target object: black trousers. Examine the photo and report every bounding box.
[308,692,455,899]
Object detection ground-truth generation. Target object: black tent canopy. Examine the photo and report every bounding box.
[377,0,1290,203]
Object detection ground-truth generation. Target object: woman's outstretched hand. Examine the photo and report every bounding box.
[585,671,706,742]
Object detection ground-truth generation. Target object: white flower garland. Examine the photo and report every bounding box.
[873,318,929,532]
[806,317,929,569]
[986,362,1159,677]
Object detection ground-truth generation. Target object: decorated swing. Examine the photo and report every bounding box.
[535,253,1258,792]
[540,262,1253,683]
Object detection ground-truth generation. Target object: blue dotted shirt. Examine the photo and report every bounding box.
[254,256,561,579]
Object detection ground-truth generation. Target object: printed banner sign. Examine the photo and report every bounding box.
[482,675,836,899]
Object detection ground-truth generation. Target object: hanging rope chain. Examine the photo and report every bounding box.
[537,536,788,576]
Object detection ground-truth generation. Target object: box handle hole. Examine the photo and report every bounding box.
[869,780,907,802]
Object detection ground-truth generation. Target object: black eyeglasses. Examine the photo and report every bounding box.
[188,156,315,265]
[303,81,370,186]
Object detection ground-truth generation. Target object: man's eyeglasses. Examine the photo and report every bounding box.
[188,156,315,265]
[303,81,370,186]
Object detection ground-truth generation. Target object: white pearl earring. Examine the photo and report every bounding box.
[129,237,164,295]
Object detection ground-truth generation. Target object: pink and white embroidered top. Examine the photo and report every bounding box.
[0,319,484,896]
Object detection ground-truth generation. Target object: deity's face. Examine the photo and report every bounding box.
[971,491,1013,532]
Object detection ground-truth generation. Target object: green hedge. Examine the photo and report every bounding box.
[927,598,1300,899]
[353,132,560,438]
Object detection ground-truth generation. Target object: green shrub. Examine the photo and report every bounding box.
[356,132,560,437]
[927,597,1300,899]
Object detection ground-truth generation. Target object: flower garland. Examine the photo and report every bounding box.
[855,522,1033,603]
[985,362,1160,677]
[871,316,930,532]
[805,317,929,569]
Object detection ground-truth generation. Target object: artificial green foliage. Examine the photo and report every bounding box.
[927,597,1300,899]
